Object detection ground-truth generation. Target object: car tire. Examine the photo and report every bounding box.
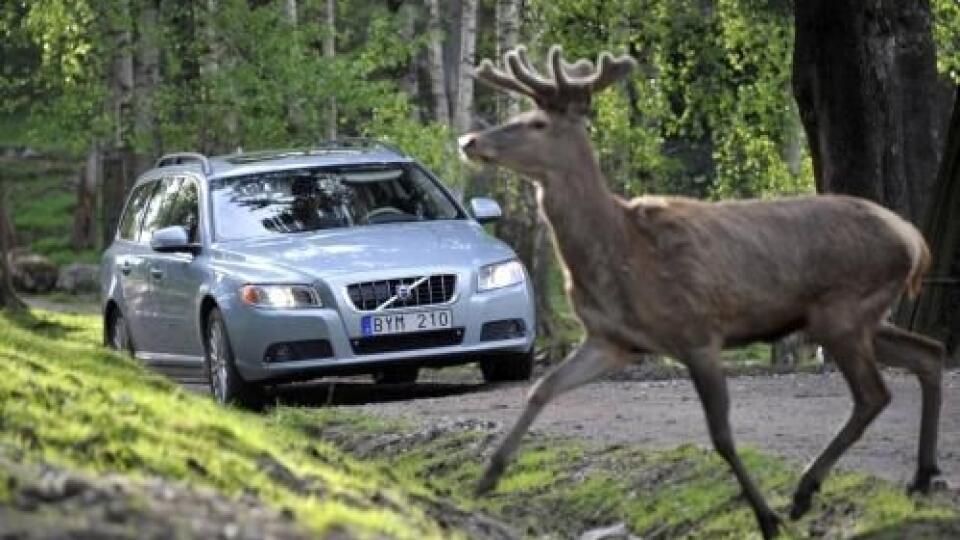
[204,308,264,410]
[481,349,534,383]
[107,309,135,356]
[373,366,420,385]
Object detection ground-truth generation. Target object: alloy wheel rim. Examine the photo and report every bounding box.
[208,322,227,402]
[112,316,125,351]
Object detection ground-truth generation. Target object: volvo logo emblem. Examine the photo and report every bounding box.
[396,284,414,301]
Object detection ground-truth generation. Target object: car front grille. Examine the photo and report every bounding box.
[346,274,457,311]
[350,328,465,355]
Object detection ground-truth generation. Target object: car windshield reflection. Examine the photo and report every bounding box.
[210,164,463,241]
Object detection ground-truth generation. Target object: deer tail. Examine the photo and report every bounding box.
[906,234,931,299]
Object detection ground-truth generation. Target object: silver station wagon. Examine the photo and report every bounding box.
[101,141,536,407]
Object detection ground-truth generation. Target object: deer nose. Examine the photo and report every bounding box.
[458,133,478,152]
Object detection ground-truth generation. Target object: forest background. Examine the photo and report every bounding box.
[2,0,960,362]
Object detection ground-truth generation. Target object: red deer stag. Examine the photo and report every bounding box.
[459,45,944,539]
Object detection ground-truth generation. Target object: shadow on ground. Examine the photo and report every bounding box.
[268,380,492,407]
[851,518,960,539]
[158,363,498,408]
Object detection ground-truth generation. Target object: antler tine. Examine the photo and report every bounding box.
[506,46,557,97]
[473,58,540,101]
[588,51,638,93]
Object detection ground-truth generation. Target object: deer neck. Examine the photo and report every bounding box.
[538,137,626,275]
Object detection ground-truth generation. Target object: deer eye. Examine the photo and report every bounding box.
[529,119,548,130]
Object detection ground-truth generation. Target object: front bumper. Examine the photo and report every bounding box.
[224,270,535,383]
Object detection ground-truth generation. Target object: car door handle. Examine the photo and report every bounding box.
[119,261,132,275]
[150,267,164,280]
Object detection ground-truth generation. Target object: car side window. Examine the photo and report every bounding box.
[138,177,178,243]
[163,177,201,243]
[118,182,157,241]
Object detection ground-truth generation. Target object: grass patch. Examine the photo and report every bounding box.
[0,309,474,539]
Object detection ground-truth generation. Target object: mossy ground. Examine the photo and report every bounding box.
[1,309,957,539]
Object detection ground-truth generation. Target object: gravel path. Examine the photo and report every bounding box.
[346,369,960,488]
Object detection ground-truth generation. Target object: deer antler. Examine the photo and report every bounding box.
[474,45,637,114]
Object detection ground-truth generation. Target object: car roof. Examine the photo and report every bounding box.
[135,142,415,186]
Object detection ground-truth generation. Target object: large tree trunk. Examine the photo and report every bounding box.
[424,0,450,124]
[908,87,960,366]
[397,1,421,120]
[793,0,944,225]
[101,0,137,245]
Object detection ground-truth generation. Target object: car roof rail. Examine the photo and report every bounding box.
[155,152,213,175]
[315,138,405,156]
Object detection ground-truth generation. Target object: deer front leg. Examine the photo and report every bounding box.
[873,323,944,493]
[685,346,781,539]
[791,335,890,520]
[475,339,625,495]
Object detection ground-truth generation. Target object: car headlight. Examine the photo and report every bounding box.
[478,260,525,291]
[240,284,322,309]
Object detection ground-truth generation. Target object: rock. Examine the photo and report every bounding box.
[9,251,58,293]
[57,263,100,294]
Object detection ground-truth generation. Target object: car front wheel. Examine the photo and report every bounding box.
[481,349,534,383]
[205,308,264,409]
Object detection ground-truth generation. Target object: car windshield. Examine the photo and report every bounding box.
[210,164,463,241]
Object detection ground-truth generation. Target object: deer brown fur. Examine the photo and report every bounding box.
[459,45,944,539]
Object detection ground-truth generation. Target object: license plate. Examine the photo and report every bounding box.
[361,310,453,336]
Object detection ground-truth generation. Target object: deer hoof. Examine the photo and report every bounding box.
[908,466,942,494]
[758,511,782,539]
[790,478,820,520]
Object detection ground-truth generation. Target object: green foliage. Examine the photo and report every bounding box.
[934,0,960,82]
[524,0,814,199]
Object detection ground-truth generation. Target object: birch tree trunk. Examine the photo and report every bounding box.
[453,0,477,133]
[324,0,337,140]
[424,0,450,125]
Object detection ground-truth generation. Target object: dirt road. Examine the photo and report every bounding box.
[318,369,960,488]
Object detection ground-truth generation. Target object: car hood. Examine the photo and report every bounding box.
[210,220,516,280]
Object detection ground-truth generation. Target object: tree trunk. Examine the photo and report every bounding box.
[792,0,944,225]
[424,0,450,124]
[0,179,25,311]
[907,87,960,366]
[453,0,477,133]
[133,0,161,174]
[71,148,99,250]
[324,0,337,140]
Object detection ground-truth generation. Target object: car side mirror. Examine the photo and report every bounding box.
[470,197,502,224]
[151,225,199,254]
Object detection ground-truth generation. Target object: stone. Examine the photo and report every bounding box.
[56,263,100,294]
[8,251,58,293]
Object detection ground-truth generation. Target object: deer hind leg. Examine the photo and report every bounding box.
[474,339,627,495]
[685,346,781,539]
[791,331,890,520]
[873,322,944,493]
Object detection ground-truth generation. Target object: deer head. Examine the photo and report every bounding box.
[459,45,636,179]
